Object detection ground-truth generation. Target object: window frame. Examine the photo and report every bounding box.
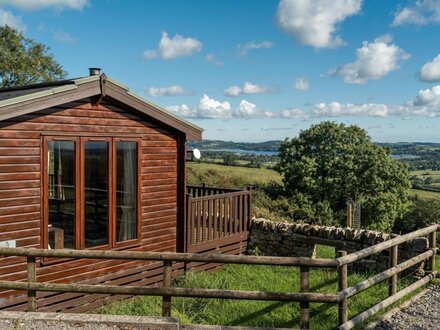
[42,135,142,256]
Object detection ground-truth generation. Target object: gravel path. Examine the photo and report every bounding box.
[0,319,137,330]
[374,285,440,330]
[0,312,178,330]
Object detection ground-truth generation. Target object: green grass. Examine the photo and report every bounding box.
[410,169,440,179]
[409,188,440,200]
[187,162,282,186]
[98,246,417,329]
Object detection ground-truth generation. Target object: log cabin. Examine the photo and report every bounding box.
[0,68,244,313]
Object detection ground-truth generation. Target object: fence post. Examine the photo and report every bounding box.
[27,256,37,312]
[428,228,437,273]
[202,182,207,196]
[337,250,348,326]
[162,261,173,317]
[389,240,398,296]
[300,266,310,330]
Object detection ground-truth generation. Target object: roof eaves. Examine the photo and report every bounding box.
[0,84,78,108]
[106,77,130,91]
[72,75,101,85]
[126,90,203,133]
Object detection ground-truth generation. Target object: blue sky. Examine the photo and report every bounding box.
[1,0,440,142]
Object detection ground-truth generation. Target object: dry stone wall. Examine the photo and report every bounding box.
[247,218,428,273]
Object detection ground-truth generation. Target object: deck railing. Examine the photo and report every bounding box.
[185,184,252,252]
[0,225,437,329]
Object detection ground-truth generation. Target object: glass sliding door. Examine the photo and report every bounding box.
[115,141,138,242]
[47,141,76,249]
[84,141,109,248]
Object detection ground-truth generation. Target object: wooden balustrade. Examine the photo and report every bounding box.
[185,184,252,252]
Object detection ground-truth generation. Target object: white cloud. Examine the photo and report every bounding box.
[413,85,440,107]
[280,108,310,120]
[205,54,223,66]
[235,100,277,118]
[419,54,440,82]
[311,85,440,119]
[237,40,273,56]
[224,82,272,97]
[167,94,231,119]
[0,8,25,31]
[167,85,440,120]
[143,31,202,60]
[276,0,362,49]
[294,77,310,91]
[236,100,265,118]
[330,35,410,84]
[52,30,75,43]
[0,0,88,10]
[313,102,389,117]
[146,85,192,97]
[391,0,440,26]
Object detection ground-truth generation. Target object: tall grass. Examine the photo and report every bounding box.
[98,245,415,329]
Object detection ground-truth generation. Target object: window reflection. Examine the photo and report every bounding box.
[84,141,109,248]
[48,141,75,249]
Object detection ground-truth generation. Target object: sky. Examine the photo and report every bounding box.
[1,0,440,142]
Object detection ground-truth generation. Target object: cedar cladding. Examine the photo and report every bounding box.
[0,99,179,311]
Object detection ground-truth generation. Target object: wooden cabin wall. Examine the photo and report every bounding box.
[0,99,181,312]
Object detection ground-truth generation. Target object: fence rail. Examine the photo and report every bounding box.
[0,224,437,329]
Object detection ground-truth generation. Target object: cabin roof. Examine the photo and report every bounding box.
[0,74,203,140]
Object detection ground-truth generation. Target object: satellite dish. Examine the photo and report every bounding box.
[193,148,201,160]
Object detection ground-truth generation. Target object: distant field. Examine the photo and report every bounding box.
[409,188,440,200]
[410,170,440,179]
[187,162,282,185]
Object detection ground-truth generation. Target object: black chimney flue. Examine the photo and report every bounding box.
[89,67,101,76]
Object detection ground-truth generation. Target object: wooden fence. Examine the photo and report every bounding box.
[185,184,251,253]
[0,224,437,329]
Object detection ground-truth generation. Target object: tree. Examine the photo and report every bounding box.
[276,121,410,231]
[0,26,66,88]
[393,197,440,235]
[223,153,238,166]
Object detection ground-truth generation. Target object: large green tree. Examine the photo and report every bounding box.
[276,121,410,231]
[0,26,66,88]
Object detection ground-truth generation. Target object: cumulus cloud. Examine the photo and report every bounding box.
[0,0,88,10]
[413,85,440,107]
[146,85,192,97]
[235,100,278,118]
[167,94,231,119]
[330,35,410,84]
[237,40,273,56]
[224,82,272,97]
[276,0,362,49]
[312,85,440,118]
[313,102,389,117]
[280,108,310,120]
[419,54,440,82]
[391,0,440,26]
[294,77,310,91]
[205,54,223,66]
[0,8,25,31]
[143,31,202,60]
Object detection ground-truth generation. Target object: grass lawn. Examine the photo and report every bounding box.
[188,162,282,186]
[98,245,418,329]
[409,188,440,200]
